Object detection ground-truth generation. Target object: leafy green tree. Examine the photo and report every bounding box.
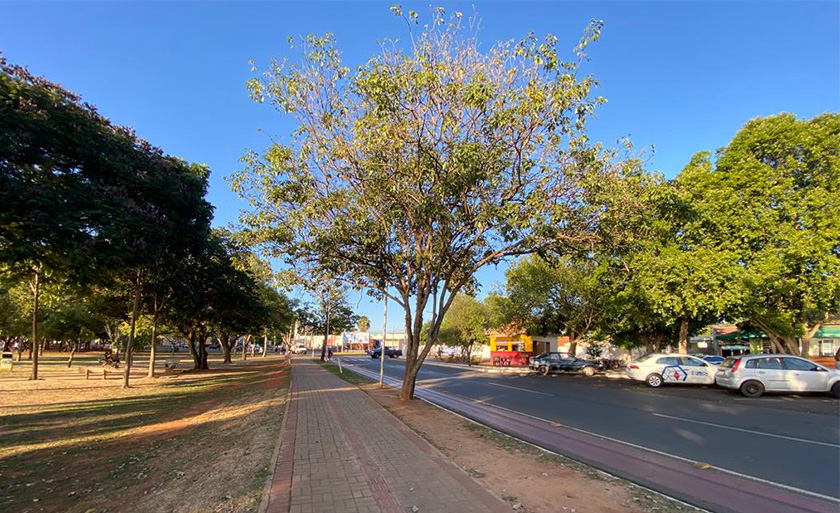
[168,230,268,369]
[437,294,489,364]
[503,255,605,355]
[357,316,371,333]
[0,279,31,359]
[231,7,610,399]
[681,113,840,355]
[0,57,213,383]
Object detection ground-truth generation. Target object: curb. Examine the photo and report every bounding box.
[258,361,293,513]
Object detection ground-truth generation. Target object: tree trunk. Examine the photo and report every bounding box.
[220,334,232,364]
[800,321,822,358]
[241,334,250,361]
[187,329,200,369]
[124,279,141,388]
[29,270,40,380]
[400,358,421,400]
[66,341,77,368]
[262,330,269,358]
[148,313,159,378]
[199,327,208,370]
[400,330,423,400]
[678,317,689,355]
[320,303,330,362]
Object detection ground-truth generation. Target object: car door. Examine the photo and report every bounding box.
[657,356,685,383]
[559,355,576,371]
[754,357,787,390]
[679,356,714,384]
[547,353,562,371]
[781,357,829,392]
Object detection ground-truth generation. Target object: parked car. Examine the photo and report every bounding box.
[701,355,726,365]
[291,344,308,354]
[715,355,840,398]
[530,353,603,377]
[370,347,402,359]
[627,353,718,387]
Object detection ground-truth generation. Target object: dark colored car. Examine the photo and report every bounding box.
[530,352,603,376]
[370,347,402,359]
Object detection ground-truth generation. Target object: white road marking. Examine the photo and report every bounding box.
[487,381,553,396]
[651,413,840,449]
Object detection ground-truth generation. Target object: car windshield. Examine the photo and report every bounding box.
[635,354,656,363]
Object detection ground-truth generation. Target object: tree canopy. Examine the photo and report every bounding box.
[232,7,613,398]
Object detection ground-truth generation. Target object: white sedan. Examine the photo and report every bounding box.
[627,353,719,387]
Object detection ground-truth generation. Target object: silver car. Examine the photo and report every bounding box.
[715,355,840,398]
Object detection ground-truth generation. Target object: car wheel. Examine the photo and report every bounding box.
[740,380,765,398]
[646,373,663,388]
[539,366,549,376]
[582,366,595,377]
[831,382,840,399]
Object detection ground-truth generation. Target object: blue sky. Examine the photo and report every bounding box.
[2,1,838,332]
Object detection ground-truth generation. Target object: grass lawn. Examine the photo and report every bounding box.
[313,358,376,386]
[0,352,290,513]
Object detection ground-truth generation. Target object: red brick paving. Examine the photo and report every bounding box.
[264,359,508,513]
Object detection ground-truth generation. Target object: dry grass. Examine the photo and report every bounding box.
[0,352,290,513]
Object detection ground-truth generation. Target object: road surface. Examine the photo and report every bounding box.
[338,355,840,508]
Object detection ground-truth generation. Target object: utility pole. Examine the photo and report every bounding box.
[380,293,387,387]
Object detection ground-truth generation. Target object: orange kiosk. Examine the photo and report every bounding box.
[489,335,533,367]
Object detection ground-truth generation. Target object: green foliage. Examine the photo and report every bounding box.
[502,255,604,341]
[437,294,490,355]
[681,113,840,352]
[357,315,371,332]
[231,7,612,397]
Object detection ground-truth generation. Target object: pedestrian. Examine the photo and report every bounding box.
[834,346,840,369]
[327,348,334,361]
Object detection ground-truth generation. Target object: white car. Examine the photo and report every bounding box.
[627,353,718,387]
[715,355,840,398]
[291,344,308,355]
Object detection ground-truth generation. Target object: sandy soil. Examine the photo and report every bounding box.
[0,353,290,513]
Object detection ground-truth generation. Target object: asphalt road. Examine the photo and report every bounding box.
[340,355,840,501]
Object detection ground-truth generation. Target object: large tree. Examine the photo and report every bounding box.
[502,255,605,355]
[231,7,611,399]
[682,113,840,355]
[0,57,212,383]
[436,294,489,364]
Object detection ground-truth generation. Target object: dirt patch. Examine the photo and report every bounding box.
[356,384,698,513]
[0,354,290,513]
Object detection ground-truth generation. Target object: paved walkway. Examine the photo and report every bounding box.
[264,359,508,513]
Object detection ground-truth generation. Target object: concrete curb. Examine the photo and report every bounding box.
[258,362,293,513]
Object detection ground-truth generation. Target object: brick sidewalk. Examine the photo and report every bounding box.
[264,359,508,513]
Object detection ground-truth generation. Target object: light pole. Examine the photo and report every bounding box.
[380,293,387,387]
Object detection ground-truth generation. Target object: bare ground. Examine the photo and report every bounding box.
[0,353,290,513]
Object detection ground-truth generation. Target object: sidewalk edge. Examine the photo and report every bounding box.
[258,362,293,513]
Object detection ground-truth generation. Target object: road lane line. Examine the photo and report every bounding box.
[487,381,553,396]
[651,413,840,448]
